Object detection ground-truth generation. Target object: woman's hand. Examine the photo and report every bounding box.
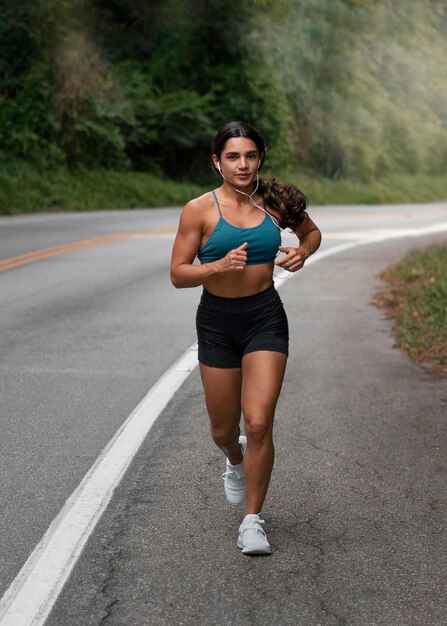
[275,246,308,272]
[216,242,248,272]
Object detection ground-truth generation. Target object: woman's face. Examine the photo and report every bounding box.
[213,137,262,189]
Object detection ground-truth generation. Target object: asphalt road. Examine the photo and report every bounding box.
[1,203,446,625]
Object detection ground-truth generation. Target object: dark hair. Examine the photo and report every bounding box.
[259,179,309,231]
[211,121,266,172]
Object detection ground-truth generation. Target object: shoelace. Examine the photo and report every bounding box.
[241,517,266,536]
[221,469,243,481]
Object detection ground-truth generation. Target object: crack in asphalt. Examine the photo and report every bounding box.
[97,501,132,625]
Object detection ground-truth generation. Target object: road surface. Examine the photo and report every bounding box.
[0,202,446,625]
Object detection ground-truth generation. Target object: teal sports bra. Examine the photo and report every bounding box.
[197,191,281,265]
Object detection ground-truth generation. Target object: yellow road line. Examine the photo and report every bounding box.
[0,225,176,273]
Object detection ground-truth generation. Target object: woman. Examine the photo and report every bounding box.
[170,121,321,555]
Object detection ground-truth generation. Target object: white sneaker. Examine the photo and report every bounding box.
[221,435,247,506]
[237,514,272,555]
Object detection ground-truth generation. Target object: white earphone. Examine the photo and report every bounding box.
[214,161,280,230]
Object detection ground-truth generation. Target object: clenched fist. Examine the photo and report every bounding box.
[217,242,248,272]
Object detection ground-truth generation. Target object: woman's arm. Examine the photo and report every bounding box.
[170,201,248,288]
[275,215,322,273]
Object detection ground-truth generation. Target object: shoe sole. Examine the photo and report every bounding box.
[237,540,272,555]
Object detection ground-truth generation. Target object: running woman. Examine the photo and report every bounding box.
[170,121,321,555]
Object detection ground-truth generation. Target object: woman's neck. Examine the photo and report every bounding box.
[220,181,255,206]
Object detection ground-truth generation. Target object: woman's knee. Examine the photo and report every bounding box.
[244,417,273,445]
[210,423,239,447]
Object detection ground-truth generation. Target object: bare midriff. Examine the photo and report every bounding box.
[202,263,275,298]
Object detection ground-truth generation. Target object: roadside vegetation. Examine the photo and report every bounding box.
[372,244,447,373]
[0,163,205,213]
[1,166,446,215]
[0,1,446,214]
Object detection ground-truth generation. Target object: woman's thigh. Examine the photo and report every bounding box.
[199,364,242,432]
[241,351,287,429]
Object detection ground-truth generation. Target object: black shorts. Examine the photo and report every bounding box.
[196,284,289,368]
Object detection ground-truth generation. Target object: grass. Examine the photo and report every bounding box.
[292,173,447,206]
[0,164,206,214]
[372,244,447,373]
[0,162,446,215]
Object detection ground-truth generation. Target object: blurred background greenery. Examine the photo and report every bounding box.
[0,0,446,213]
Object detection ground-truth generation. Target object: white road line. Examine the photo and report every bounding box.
[0,346,199,625]
[1,220,446,626]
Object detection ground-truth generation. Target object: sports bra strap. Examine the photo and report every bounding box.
[212,190,223,217]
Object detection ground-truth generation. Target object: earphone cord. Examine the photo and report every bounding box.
[219,173,291,279]
[221,175,282,230]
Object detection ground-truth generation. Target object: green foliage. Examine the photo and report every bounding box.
[102,0,291,177]
[1,163,446,215]
[0,7,60,165]
[283,172,447,205]
[0,161,206,213]
[115,61,216,178]
[379,244,447,369]
[0,0,446,188]
[258,0,447,180]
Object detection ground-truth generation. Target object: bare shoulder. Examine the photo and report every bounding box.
[184,191,214,212]
[181,191,215,224]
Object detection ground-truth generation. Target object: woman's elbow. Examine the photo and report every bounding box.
[170,270,182,288]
